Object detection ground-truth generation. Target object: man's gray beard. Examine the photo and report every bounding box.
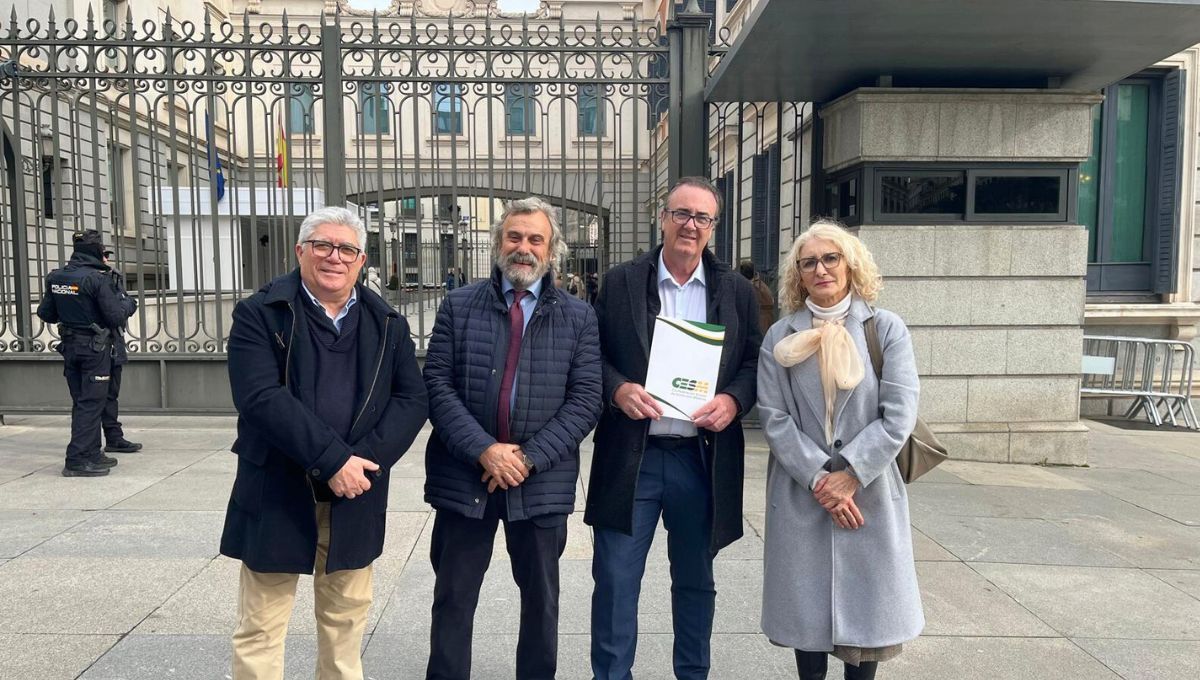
[498,254,549,289]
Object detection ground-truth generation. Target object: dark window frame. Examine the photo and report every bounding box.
[504,83,537,136]
[1085,69,1183,296]
[577,84,606,137]
[966,167,1070,222]
[434,83,465,136]
[359,82,390,135]
[821,162,1076,226]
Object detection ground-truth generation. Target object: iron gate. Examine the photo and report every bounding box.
[0,4,700,412]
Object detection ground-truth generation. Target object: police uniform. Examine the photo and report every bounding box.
[36,230,142,477]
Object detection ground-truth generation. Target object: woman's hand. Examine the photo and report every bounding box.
[814,470,865,529]
[814,469,860,508]
[826,497,865,529]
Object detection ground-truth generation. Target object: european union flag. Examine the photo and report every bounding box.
[205,111,226,202]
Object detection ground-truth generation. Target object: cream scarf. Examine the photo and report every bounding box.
[771,294,864,445]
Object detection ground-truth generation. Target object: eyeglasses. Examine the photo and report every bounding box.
[303,239,363,263]
[664,209,717,230]
[797,252,843,273]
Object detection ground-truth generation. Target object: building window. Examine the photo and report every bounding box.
[878,171,965,216]
[434,83,464,135]
[288,84,315,134]
[861,165,1069,224]
[41,156,57,219]
[714,170,735,265]
[360,82,390,135]
[505,84,537,136]
[751,143,781,283]
[1081,70,1183,294]
[578,84,606,137]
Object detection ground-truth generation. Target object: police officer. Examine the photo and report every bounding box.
[36,230,142,477]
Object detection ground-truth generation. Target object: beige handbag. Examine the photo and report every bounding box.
[863,316,949,483]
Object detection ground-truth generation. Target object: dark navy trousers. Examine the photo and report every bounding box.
[61,339,123,464]
[591,437,716,680]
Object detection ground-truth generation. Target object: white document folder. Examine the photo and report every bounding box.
[644,316,726,421]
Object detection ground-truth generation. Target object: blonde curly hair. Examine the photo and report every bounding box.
[778,219,882,313]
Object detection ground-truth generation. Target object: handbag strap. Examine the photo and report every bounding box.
[863,315,884,381]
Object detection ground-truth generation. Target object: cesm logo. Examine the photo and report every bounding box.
[50,283,80,295]
[671,377,710,395]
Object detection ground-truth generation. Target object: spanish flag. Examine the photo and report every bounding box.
[275,120,289,188]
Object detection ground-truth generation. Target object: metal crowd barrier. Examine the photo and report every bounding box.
[1081,335,1199,430]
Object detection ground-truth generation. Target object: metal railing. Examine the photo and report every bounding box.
[0,7,674,358]
[1081,335,1199,430]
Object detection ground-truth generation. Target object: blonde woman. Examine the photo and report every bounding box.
[757,220,923,680]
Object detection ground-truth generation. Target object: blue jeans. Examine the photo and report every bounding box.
[591,437,716,680]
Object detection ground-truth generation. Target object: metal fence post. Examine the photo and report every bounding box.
[321,14,346,206]
[668,0,710,186]
[1,118,32,351]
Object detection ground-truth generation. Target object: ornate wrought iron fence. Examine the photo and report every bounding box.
[0,7,670,360]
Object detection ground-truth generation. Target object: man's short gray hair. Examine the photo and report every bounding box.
[491,196,570,266]
[297,207,367,251]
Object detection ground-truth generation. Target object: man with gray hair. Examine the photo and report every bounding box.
[423,196,602,680]
[221,206,428,679]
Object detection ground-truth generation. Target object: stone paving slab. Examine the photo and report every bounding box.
[3,417,1200,679]
[971,563,1200,639]
[1053,512,1200,570]
[1147,569,1200,600]
[1073,638,1200,680]
[0,634,119,680]
[1113,492,1200,526]
[0,557,209,634]
[916,562,1057,637]
[885,636,1123,680]
[25,510,225,559]
[363,632,799,680]
[937,460,1091,490]
[0,509,91,558]
[77,633,365,680]
[913,514,1134,567]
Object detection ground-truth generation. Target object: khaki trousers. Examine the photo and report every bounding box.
[232,502,374,680]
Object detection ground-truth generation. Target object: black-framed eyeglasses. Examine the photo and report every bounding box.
[798,252,843,273]
[664,209,717,230]
[303,239,363,262]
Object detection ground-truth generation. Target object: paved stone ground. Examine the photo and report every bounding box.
[0,416,1197,679]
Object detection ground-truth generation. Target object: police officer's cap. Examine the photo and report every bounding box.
[73,229,114,258]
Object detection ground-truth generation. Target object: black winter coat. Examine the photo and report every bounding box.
[584,247,762,552]
[220,270,428,574]
[423,268,602,520]
[36,250,137,363]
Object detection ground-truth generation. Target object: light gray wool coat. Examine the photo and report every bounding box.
[758,298,924,652]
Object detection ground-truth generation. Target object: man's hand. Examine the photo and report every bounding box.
[481,446,534,493]
[329,455,381,499]
[614,382,663,421]
[479,443,528,491]
[691,393,738,432]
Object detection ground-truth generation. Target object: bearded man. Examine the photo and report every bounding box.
[421,197,603,680]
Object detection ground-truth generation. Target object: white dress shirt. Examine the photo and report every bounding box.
[649,250,707,438]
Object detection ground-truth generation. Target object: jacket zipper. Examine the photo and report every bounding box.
[283,301,319,505]
[350,315,391,436]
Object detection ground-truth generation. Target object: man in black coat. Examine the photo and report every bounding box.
[220,207,427,679]
[36,229,141,477]
[422,197,602,680]
[586,177,761,680]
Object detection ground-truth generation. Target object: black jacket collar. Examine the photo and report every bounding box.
[261,268,396,319]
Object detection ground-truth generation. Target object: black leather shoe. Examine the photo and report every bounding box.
[91,453,119,468]
[62,461,111,477]
[105,439,143,453]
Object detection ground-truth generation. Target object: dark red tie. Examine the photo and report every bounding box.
[496,290,528,443]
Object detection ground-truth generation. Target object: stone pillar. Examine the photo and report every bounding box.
[819,88,1103,465]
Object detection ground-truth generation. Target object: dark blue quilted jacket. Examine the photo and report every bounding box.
[423,267,603,520]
